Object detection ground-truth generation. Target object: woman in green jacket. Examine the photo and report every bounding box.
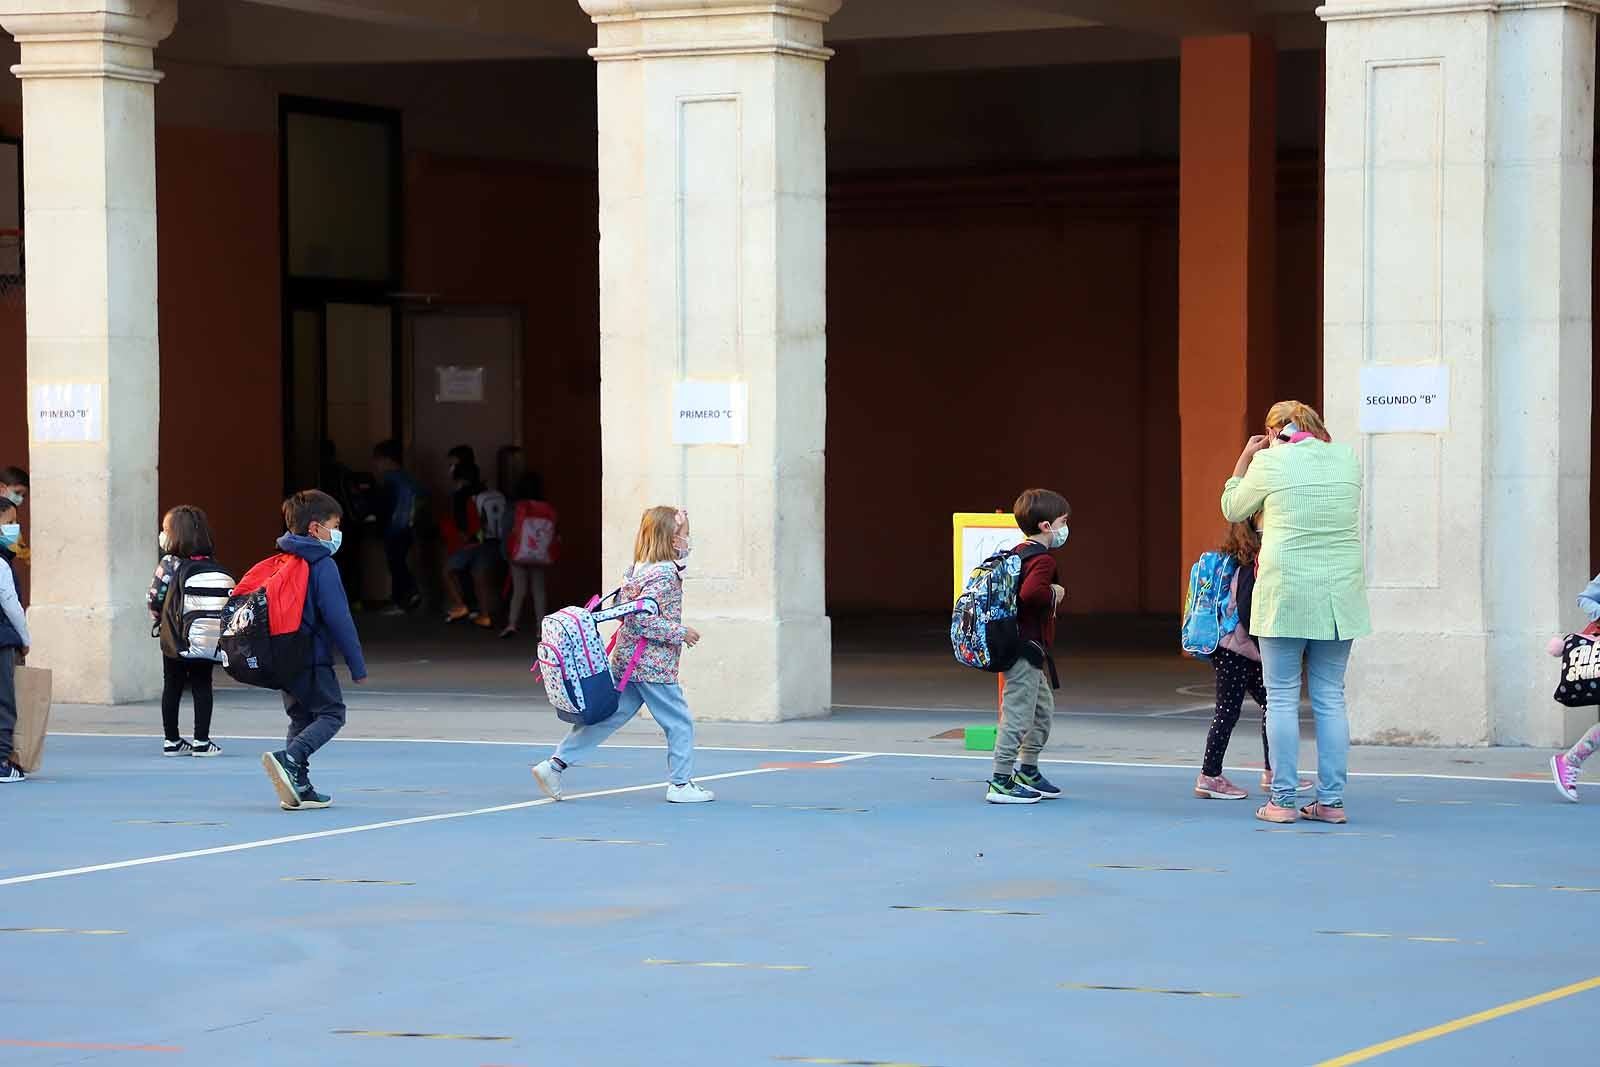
[1222,401,1371,825]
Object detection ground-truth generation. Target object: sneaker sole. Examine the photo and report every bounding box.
[1021,785,1063,799]
[281,799,331,811]
[1194,788,1248,800]
[985,792,1041,805]
[191,749,222,758]
[531,765,563,802]
[1552,756,1580,804]
[261,752,301,810]
[666,795,714,803]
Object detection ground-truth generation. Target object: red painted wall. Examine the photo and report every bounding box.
[0,102,24,531]
[155,125,283,575]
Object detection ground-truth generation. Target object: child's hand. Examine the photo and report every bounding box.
[684,627,701,648]
[353,676,368,685]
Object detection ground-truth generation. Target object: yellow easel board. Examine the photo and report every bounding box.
[953,512,1023,603]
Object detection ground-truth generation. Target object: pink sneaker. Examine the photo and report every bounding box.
[1262,771,1315,794]
[1551,754,1580,803]
[1195,774,1248,800]
[1256,802,1299,824]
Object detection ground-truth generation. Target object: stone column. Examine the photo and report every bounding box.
[1321,0,1595,745]
[579,0,837,721]
[0,0,175,703]
[1178,33,1277,577]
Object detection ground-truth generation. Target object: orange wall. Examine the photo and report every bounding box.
[405,152,601,609]
[155,125,283,575]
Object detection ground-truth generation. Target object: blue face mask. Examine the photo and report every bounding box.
[325,528,343,556]
[0,523,17,549]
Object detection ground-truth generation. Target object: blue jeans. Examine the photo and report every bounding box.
[554,680,696,785]
[1259,637,1353,809]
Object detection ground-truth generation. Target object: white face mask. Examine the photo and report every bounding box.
[676,536,692,561]
[0,523,17,549]
[158,530,171,553]
[1050,524,1070,550]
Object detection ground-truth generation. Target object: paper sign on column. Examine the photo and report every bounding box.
[435,365,485,404]
[1359,364,1450,433]
[673,381,748,445]
[30,382,104,443]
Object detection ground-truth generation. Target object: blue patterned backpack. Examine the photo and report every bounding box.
[1180,551,1240,660]
[950,544,1046,673]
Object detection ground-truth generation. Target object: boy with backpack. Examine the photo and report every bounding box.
[259,490,368,811]
[0,495,29,782]
[988,488,1071,805]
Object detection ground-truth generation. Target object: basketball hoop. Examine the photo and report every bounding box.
[0,227,20,305]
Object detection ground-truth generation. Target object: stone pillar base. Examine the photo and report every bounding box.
[682,614,831,723]
[28,603,161,704]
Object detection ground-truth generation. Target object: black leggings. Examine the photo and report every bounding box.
[161,656,215,742]
[1201,646,1268,777]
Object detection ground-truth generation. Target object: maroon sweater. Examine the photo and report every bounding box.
[1016,542,1059,646]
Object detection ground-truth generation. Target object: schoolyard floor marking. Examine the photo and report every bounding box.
[1059,984,1241,998]
[750,804,871,813]
[118,819,229,827]
[332,1030,512,1041]
[0,754,876,890]
[1312,974,1600,1066]
[1318,931,1484,945]
[282,877,416,886]
[890,906,1041,916]
[774,1059,948,1066]
[539,836,665,846]
[53,733,1569,786]
[0,927,126,936]
[0,1039,183,1052]
[1255,829,1396,838]
[1492,882,1600,893]
[644,959,809,971]
[1092,864,1224,873]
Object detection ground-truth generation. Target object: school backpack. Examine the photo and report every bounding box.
[1180,551,1240,660]
[532,590,659,725]
[158,559,236,661]
[217,553,313,690]
[475,488,509,542]
[508,500,561,566]
[950,543,1046,673]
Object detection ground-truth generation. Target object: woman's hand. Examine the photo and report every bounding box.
[684,626,701,648]
[1234,435,1272,478]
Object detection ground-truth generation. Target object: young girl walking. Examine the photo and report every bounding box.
[147,506,225,757]
[1194,520,1311,799]
[531,506,713,804]
[1549,572,1600,802]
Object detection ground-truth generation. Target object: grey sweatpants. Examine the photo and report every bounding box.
[0,648,16,763]
[994,658,1053,776]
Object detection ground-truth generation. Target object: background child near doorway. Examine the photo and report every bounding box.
[500,471,558,640]
[261,490,368,811]
[987,488,1071,805]
[0,496,29,782]
[532,506,713,804]
[148,505,225,757]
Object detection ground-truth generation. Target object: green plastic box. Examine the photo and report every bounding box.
[964,724,997,751]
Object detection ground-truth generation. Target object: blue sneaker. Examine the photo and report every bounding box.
[985,775,1042,805]
[0,760,25,783]
[1015,766,1062,799]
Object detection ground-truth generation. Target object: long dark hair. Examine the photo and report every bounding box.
[1220,520,1260,566]
[163,505,216,557]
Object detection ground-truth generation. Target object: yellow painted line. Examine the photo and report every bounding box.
[1092,865,1224,873]
[0,927,126,936]
[1318,931,1483,945]
[1312,975,1600,1066]
[282,877,415,886]
[1493,883,1600,893]
[539,836,665,847]
[1059,983,1241,999]
[890,906,1041,916]
[332,1030,511,1041]
[644,958,808,971]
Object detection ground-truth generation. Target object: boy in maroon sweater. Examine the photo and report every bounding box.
[988,488,1071,805]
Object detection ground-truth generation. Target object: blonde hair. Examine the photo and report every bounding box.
[1265,400,1330,442]
[633,505,685,564]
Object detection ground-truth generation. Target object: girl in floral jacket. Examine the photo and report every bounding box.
[532,506,713,803]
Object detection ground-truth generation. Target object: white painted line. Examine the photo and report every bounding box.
[44,732,1553,786]
[0,754,877,889]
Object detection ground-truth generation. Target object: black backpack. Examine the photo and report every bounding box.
[218,553,314,690]
[157,559,235,661]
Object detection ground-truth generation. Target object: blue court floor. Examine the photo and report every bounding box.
[3,734,1597,1066]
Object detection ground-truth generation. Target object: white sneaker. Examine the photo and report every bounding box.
[666,781,715,804]
[531,759,564,801]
